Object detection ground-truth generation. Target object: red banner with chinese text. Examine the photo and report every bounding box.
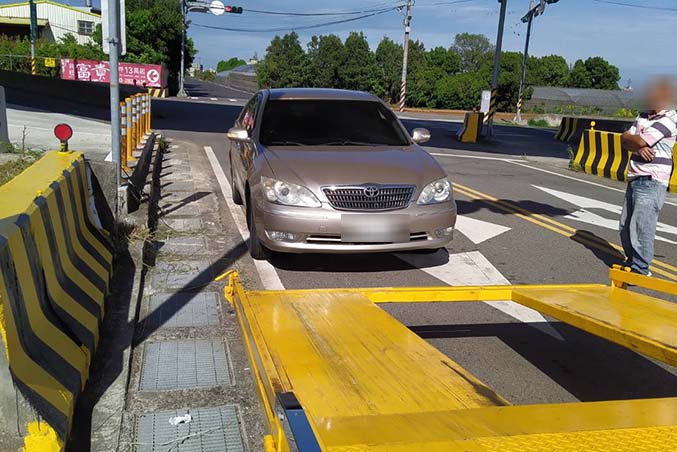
[60,59,166,88]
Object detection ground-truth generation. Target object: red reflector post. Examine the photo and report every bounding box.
[54,123,73,142]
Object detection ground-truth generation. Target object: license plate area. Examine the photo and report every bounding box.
[341,214,409,243]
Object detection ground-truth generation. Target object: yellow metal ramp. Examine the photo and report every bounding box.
[223,268,677,452]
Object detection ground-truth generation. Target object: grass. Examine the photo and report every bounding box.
[0,139,45,187]
[527,118,552,128]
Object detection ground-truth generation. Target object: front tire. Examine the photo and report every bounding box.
[247,194,271,261]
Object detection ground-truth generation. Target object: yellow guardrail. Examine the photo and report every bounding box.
[120,92,152,174]
[0,151,112,451]
[222,269,677,451]
[574,128,677,193]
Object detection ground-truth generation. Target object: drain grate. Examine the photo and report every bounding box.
[147,292,220,329]
[134,406,245,452]
[140,339,231,390]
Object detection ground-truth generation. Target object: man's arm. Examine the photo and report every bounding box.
[621,132,649,152]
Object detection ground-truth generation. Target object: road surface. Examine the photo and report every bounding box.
[151,81,677,406]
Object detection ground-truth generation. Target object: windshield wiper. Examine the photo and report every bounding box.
[268,140,306,146]
[319,140,380,146]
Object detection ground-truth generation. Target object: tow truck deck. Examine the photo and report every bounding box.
[222,268,677,452]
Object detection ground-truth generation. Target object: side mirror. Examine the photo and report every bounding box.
[411,127,431,144]
[227,127,250,142]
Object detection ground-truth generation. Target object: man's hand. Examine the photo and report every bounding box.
[636,146,655,162]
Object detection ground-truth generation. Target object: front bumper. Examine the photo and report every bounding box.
[254,199,457,254]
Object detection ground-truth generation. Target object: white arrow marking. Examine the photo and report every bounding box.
[534,185,677,240]
[396,250,564,340]
[456,215,511,244]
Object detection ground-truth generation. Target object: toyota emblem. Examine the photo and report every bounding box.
[363,186,380,198]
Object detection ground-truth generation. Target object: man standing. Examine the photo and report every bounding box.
[620,79,676,275]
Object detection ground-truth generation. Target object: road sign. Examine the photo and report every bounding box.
[102,0,127,56]
[210,0,225,15]
[480,90,491,113]
[44,57,56,67]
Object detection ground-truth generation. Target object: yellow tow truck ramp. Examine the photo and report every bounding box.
[222,268,677,452]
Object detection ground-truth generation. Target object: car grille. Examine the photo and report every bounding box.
[322,185,415,211]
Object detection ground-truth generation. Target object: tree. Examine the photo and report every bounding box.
[435,72,488,110]
[216,57,246,73]
[451,33,494,73]
[307,34,345,88]
[568,57,620,90]
[257,32,308,88]
[527,54,569,87]
[427,46,461,76]
[403,40,431,107]
[339,32,376,92]
[374,36,402,102]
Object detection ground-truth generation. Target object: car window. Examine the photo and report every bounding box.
[239,95,259,135]
[259,100,410,146]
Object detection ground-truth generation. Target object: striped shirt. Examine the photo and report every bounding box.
[626,109,677,185]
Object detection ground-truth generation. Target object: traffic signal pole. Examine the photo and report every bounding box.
[179,0,187,97]
[107,0,122,220]
[487,0,508,136]
[515,3,534,122]
[398,0,412,112]
[28,0,37,74]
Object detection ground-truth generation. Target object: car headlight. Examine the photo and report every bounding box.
[261,177,321,208]
[417,177,452,205]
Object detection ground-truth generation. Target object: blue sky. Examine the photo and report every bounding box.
[17,0,677,88]
[182,0,675,88]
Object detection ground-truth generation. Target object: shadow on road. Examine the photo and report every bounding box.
[409,321,677,402]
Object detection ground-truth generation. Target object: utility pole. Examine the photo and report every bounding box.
[398,0,412,112]
[107,0,122,218]
[28,0,37,74]
[487,0,508,136]
[179,0,187,97]
[515,0,534,122]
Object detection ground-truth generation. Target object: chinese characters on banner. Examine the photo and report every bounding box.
[60,59,166,88]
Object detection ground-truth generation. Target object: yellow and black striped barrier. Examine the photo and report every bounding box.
[0,151,112,451]
[457,111,484,143]
[147,87,167,98]
[574,128,677,193]
[555,116,633,143]
[121,92,151,164]
[554,116,581,141]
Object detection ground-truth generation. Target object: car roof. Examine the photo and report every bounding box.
[265,88,379,101]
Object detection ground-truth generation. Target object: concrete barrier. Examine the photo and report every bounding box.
[555,116,633,143]
[0,151,112,451]
[457,111,484,143]
[574,128,677,193]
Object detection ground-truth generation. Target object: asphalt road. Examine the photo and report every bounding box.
[153,80,677,407]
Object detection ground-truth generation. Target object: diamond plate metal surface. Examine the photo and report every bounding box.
[140,339,231,390]
[476,426,677,452]
[134,406,245,452]
[147,292,220,329]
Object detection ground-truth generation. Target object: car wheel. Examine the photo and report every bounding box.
[247,194,271,261]
[230,161,243,205]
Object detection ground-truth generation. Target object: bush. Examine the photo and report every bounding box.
[613,108,639,118]
[528,119,550,128]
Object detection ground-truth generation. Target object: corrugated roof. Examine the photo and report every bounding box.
[530,86,638,108]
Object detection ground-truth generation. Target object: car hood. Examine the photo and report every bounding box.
[262,145,445,193]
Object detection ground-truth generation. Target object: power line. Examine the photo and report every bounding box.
[188,1,404,17]
[192,7,400,33]
[592,0,677,12]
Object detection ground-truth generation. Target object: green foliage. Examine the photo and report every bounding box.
[257,31,622,112]
[216,57,246,73]
[527,118,550,128]
[613,107,639,118]
[257,32,308,88]
[195,70,216,81]
[568,57,620,90]
[451,33,494,73]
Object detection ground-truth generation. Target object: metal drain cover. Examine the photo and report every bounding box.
[140,339,231,390]
[134,406,245,452]
[147,292,220,329]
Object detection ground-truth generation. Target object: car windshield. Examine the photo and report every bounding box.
[259,99,410,146]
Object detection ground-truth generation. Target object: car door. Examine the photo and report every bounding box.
[231,94,260,196]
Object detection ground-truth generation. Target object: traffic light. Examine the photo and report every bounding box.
[225,5,243,14]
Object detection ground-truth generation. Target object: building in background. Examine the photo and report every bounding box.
[0,0,101,45]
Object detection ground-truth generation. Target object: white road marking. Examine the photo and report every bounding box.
[455,215,511,244]
[432,152,677,208]
[398,115,462,123]
[210,97,218,101]
[534,185,677,243]
[228,98,238,102]
[395,250,564,340]
[203,145,285,290]
[104,152,113,162]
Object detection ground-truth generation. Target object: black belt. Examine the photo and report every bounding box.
[630,155,673,165]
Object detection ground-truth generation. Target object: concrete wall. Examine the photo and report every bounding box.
[0,70,143,108]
